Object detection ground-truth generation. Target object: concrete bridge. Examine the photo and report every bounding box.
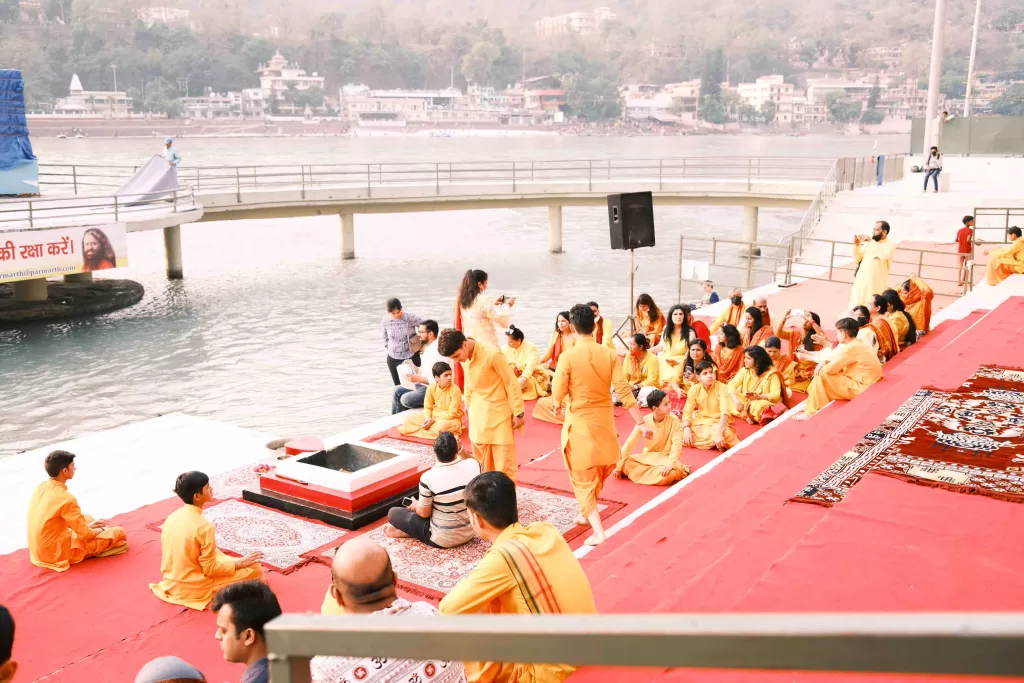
[2,155,892,298]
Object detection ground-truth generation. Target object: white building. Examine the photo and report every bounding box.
[136,6,192,27]
[257,51,325,103]
[339,84,555,127]
[736,75,794,109]
[180,91,238,119]
[535,7,615,37]
[862,44,904,69]
[805,78,878,104]
[241,88,266,118]
[53,74,132,118]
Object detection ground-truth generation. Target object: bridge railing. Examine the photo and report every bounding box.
[37,156,837,198]
[973,207,1024,244]
[0,188,200,230]
[263,612,1024,683]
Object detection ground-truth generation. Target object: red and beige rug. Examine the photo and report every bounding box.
[201,500,346,572]
[792,365,1024,507]
[322,487,610,597]
[209,461,278,500]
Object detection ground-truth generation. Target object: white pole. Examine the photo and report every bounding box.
[922,0,946,155]
[964,0,982,118]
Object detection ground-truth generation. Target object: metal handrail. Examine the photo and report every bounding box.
[0,188,199,230]
[264,612,1024,683]
[973,207,1023,244]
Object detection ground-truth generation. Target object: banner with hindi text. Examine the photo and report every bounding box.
[0,223,128,283]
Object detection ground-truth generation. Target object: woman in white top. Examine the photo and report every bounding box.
[455,269,514,349]
[924,145,942,193]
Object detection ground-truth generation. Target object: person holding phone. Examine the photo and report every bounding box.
[385,432,480,549]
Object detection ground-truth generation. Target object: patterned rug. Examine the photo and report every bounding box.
[209,460,278,500]
[201,500,346,573]
[791,365,1024,507]
[318,486,618,598]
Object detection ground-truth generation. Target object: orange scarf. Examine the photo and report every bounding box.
[453,298,465,391]
[903,276,934,333]
[746,324,772,348]
[713,344,743,381]
[595,317,604,345]
[869,317,898,361]
[549,332,567,368]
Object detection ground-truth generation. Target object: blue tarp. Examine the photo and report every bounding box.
[0,69,36,171]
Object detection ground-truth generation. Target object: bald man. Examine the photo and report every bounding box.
[752,295,772,328]
[311,539,467,683]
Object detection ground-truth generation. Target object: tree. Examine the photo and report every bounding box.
[760,100,776,124]
[699,94,727,124]
[563,73,620,121]
[0,0,19,21]
[861,109,885,124]
[940,74,966,100]
[460,41,499,85]
[867,76,880,110]
[991,83,1024,116]
[700,48,724,99]
[738,103,757,122]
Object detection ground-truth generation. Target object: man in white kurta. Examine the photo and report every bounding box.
[849,221,897,309]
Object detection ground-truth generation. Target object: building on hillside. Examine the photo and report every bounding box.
[241,88,266,118]
[862,44,904,69]
[524,89,566,112]
[136,6,193,27]
[339,84,557,127]
[468,85,524,109]
[180,91,239,119]
[534,7,615,37]
[879,80,942,119]
[736,75,794,109]
[257,51,325,105]
[805,78,877,105]
[775,96,828,126]
[664,80,701,114]
[53,74,132,118]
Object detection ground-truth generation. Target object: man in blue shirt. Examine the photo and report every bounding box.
[212,580,282,683]
[163,137,182,167]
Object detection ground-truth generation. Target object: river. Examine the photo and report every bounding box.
[0,133,908,457]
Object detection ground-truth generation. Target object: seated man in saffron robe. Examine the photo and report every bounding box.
[616,389,690,486]
[27,450,128,572]
[797,317,883,419]
[984,227,1024,286]
[398,362,465,439]
[151,471,264,610]
[681,360,740,451]
[439,472,596,683]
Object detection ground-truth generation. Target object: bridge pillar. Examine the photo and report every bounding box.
[742,205,761,257]
[164,225,184,279]
[340,213,355,260]
[548,205,563,254]
[13,278,48,302]
[64,272,93,283]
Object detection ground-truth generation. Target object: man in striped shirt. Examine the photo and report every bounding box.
[385,432,480,548]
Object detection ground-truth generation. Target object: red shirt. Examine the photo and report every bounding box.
[956,226,973,254]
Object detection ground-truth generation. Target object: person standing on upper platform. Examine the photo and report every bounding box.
[849,221,896,309]
[551,304,650,545]
[438,329,524,483]
[27,450,128,572]
[151,471,264,610]
[440,472,595,683]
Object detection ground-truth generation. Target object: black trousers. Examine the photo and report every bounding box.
[386,351,421,385]
[387,507,441,548]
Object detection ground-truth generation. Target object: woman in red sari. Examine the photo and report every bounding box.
[712,324,744,382]
[740,307,772,348]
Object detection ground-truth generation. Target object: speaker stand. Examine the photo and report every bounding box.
[614,248,639,348]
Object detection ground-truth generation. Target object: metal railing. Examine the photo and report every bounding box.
[264,612,1024,683]
[37,156,837,199]
[973,207,1024,244]
[677,235,792,299]
[0,188,199,230]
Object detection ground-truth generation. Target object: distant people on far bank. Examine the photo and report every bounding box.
[163,137,181,167]
[923,146,942,193]
[382,298,423,388]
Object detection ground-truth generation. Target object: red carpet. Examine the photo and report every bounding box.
[572,298,1024,681]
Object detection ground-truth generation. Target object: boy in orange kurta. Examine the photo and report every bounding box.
[552,305,650,546]
[151,471,264,610]
[616,389,690,486]
[438,330,525,482]
[398,362,464,439]
[27,450,128,572]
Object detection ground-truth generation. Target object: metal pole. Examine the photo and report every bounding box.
[114,196,119,221]
[677,235,683,302]
[72,166,78,194]
[922,0,947,156]
[828,240,836,281]
[512,161,516,193]
[588,160,592,192]
[435,163,440,195]
[629,248,635,334]
[236,168,241,203]
[964,0,982,120]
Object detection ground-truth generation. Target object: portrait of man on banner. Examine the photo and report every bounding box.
[82,228,116,272]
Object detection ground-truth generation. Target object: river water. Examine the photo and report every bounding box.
[0,133,908,457]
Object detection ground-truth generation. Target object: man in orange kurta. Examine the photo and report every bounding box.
[27,450,127,572]
[799,318,883,418]
[552,304,650,546]
[151,471,264,610]
[709,289,745,333]
[438,330,525,482]
[984,227,1024,286]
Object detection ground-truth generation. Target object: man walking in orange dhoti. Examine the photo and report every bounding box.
[552,304,651,546]
[437,329,525,482]
[27,450,128,572]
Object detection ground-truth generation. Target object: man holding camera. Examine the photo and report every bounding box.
[849,221,896,309]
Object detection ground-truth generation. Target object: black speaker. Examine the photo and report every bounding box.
[608,191,655,250]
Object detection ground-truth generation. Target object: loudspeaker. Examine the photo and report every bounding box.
[608,191,656,250]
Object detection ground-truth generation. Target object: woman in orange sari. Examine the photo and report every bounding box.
[772,309,824,392]
[763,336,794,401]
[900,276,934,334]
[712,324,744,382]
[634,293,666,346]
[867,295,899,362]
[538,311,574,375]
[740,306,772,348]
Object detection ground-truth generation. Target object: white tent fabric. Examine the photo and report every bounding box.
[115,154,179,203]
